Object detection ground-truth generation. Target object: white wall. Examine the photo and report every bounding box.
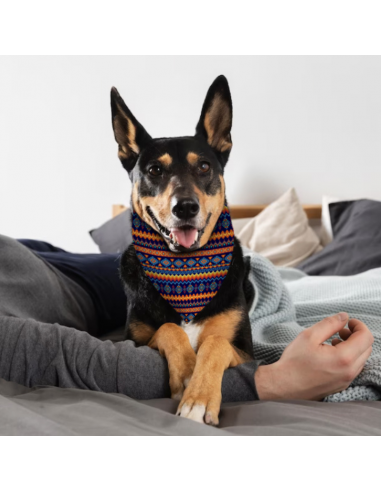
[1,56,381,252]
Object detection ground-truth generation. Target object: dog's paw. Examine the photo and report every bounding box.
[176,387,221,426]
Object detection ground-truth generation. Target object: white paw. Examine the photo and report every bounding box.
[177,403,206,424]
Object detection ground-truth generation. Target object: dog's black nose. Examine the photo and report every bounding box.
[172,198,200,220]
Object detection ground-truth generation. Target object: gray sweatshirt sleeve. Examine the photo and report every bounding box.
[0,316,261,401]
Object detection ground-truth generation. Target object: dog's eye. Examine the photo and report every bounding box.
[198,162,210,173]
[148,165,163,176]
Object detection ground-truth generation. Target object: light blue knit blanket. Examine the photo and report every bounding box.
[245,249,381,402]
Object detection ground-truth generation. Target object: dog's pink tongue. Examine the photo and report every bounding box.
[171,228,198,248]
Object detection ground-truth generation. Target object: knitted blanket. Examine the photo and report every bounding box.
[244,248,381,402]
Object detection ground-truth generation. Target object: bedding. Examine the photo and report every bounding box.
[2,238,381,406]
[246,249,381,402]
[321,195,341,245]
[2,234,381,434]
[236,188,322,267]
[1,379,381,436]
[297,199,381,276]
[90,209,132,254]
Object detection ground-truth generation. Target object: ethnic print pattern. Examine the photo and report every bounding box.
[132,206,234,324]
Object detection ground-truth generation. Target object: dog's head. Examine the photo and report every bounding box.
[111,75,233,253]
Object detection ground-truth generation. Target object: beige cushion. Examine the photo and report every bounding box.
[236,188,322,267]
[231,217,252,235]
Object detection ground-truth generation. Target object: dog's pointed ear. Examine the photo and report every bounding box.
[111,87,152,173]
[195,75,232,163]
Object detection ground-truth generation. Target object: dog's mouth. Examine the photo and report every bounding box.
[169,227,198,249]
[147,207,206,251]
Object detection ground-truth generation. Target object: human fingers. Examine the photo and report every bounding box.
[328,345,373,394]
[352,346,373,377]
[339,346,373,388]
[331,327,351,346]
[308,313,349,344]
[337,319,374,359]
[332,329,353,346]
[348,318,375,339]
[338,327,352,341]
[331,338,342,346]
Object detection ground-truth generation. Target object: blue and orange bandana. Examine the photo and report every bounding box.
[132,206,235,324]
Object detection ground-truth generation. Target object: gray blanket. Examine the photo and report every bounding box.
[245,249,381,401]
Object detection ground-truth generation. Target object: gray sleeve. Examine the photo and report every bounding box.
[0,316,260,401]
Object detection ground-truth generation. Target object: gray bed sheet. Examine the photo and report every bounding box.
[1,379,380,436]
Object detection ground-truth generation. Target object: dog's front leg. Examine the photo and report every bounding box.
[148,323,196,400]
[176,335,243,426]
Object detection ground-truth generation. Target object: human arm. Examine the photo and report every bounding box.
[0,316,260,402]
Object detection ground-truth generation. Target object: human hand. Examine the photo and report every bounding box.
[255,313,374,401]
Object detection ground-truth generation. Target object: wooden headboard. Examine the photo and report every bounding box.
[112,204,322,220]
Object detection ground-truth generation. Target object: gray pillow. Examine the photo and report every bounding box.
[89,209,132,254]
[297,199,381,276]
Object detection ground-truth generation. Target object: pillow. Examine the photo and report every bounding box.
[321,195,341,246]
[236,188,322,267]
[90,209,133,254]
[231,217,252,235]
[297,199,381,276]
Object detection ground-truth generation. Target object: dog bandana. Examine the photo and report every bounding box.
[132,206,234,324]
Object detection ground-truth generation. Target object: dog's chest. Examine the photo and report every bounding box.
[181,321,203,351]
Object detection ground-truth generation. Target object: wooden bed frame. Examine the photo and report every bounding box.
[112,204,322,220]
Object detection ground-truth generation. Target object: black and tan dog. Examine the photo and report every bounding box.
[111,75,254,425]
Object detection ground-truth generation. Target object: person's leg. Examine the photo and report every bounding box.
[17,238,67,253]
[17,239,127,334]
[0,234,98,334]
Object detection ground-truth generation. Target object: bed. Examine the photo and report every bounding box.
[1,197,381,436]
[2,378,381,435]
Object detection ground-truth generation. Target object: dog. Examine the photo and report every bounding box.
[111,75,254,425]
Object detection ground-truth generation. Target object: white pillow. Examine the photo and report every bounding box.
[236,188,322,267]
[231,217,251,235]
[321,195,342,246]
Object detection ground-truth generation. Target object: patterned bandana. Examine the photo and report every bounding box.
[132,206,234,324]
